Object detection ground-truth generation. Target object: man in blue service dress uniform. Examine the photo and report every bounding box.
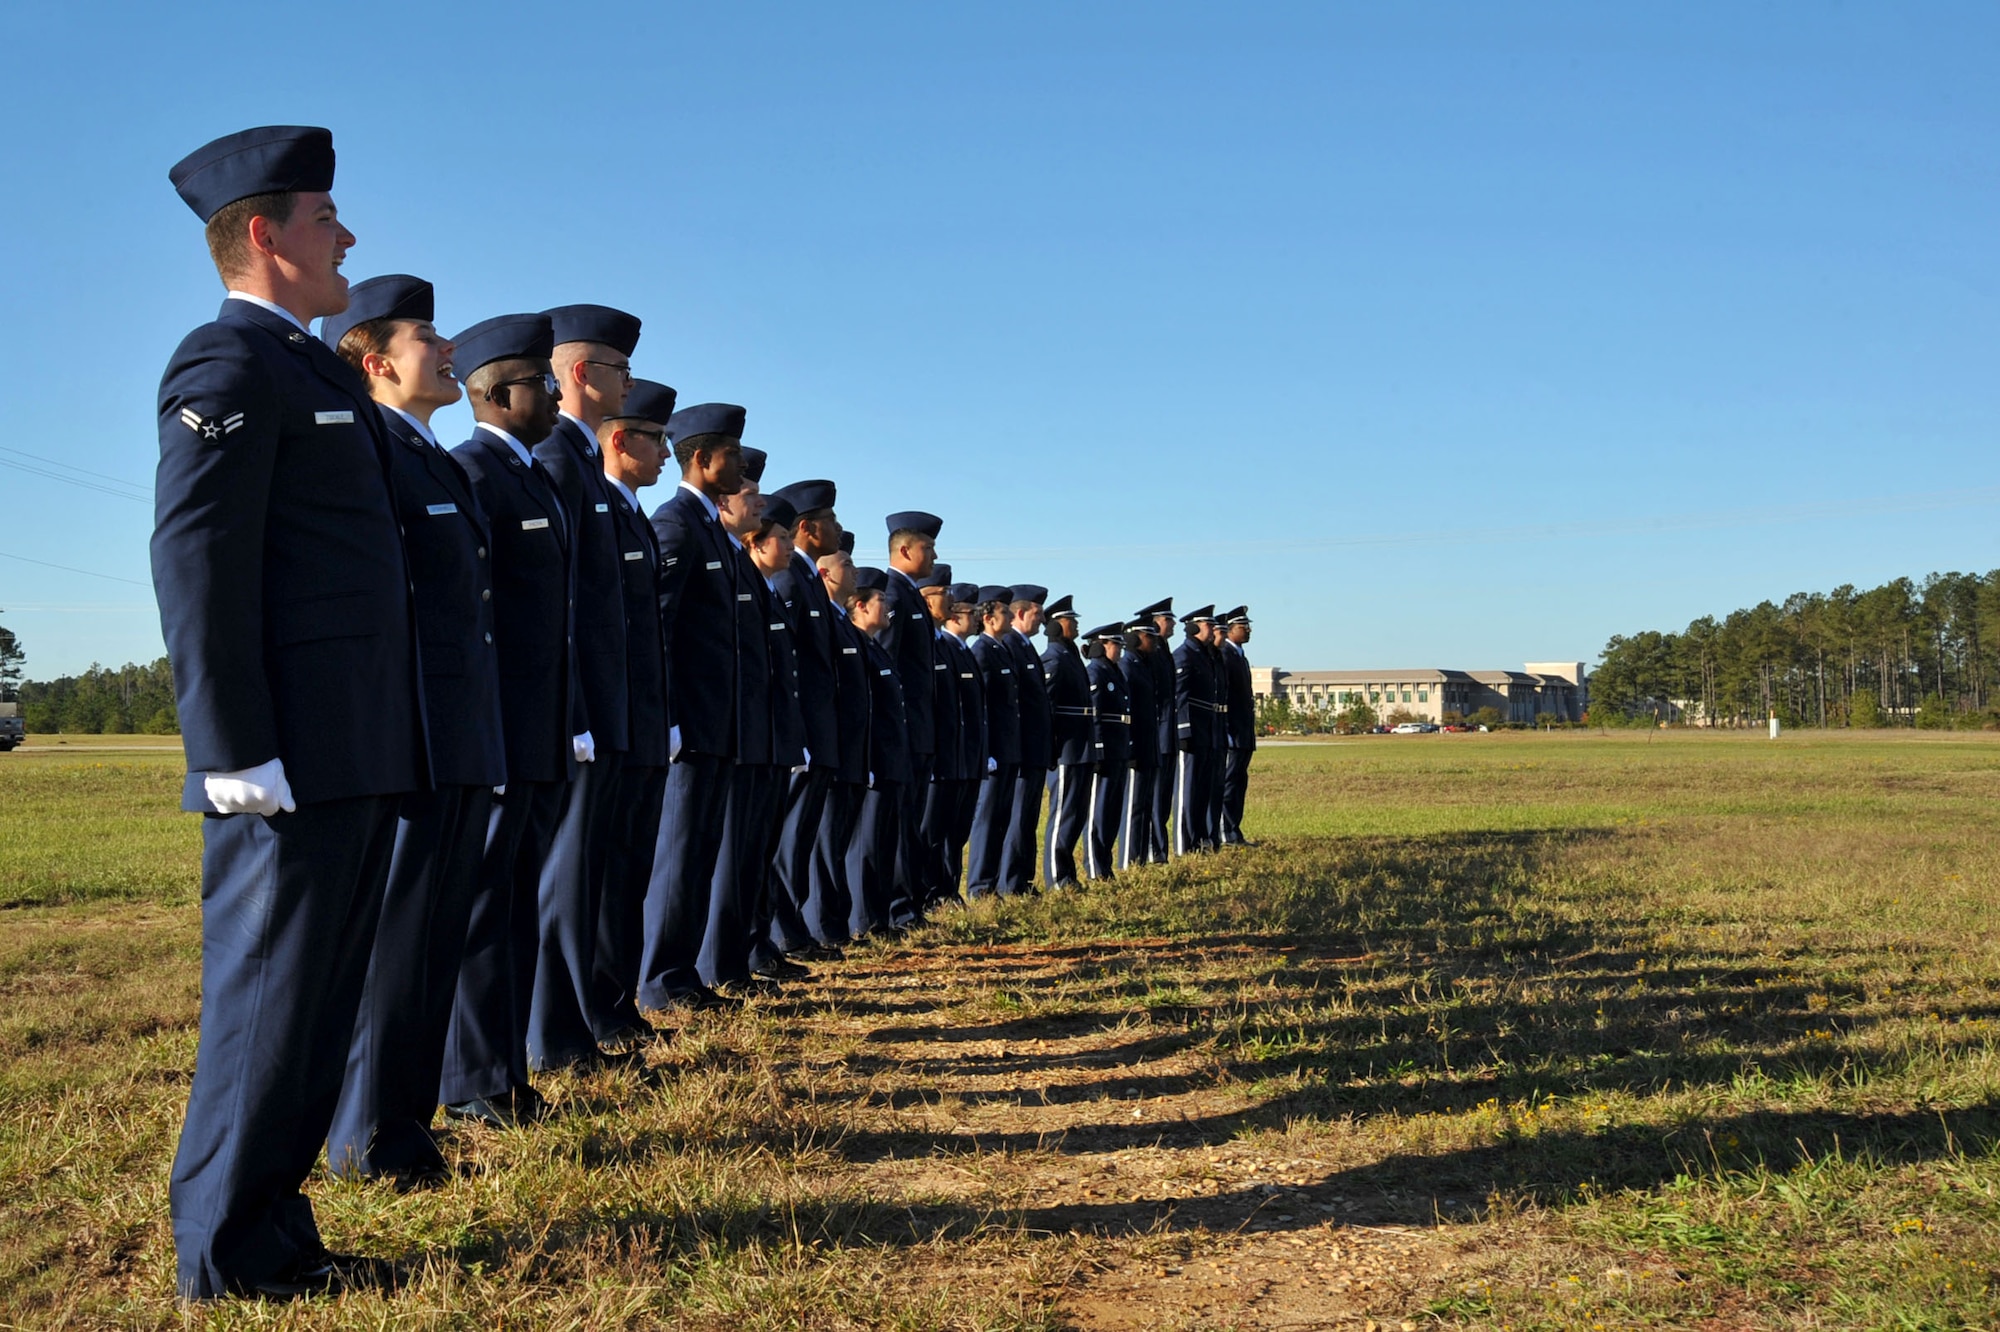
[320,275,506,1191]
[1140,599,1179,861]
[591,379,677,1048]
[1001,585,1053,894]
[965,587,1021,898]
[766,480,845,957]
[1040,594,1093,891]
[1080,623,1131,881]
[1173,606,1222,855]
[440,314,578,1128]
[640,404,747,1011]
[807,545,871,944]
[881,511,942,929]
[847,567,912,937]
[942,582,990,900]
[1117,616,1162,870]
[155,126,428,1301]
[527,304,640,1071]
[1219,606,1258,846]
[743,492,813,977]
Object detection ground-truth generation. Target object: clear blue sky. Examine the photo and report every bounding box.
[3,3,1995,678]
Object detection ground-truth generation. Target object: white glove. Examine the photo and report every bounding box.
[204,757,296,816]
[986,756,998,773]
[791,764,809,776]
[867,770,876,789]
[493,784,507,796]
[801,747,811,767]
[669,725,683,760]
[573,731,596,763]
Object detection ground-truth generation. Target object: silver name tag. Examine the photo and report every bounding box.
[522,518,550,530]
[315,410,354,425]
[706,560,722,570]
[624,550,644,561]
[426,502,457,516]
[737,593,753,601]
[594,503,608,513]
[843,647,858,655]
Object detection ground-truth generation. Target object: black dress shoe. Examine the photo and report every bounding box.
[718,976,782,998]
[443,1085,545,1128]
[752,957,811,981]
[791,943,845,963]
[652,985,735,1013]
[596,1022,659,1056]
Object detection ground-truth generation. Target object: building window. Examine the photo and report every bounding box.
[1417,689,1428,702]
[1368,690,1380,703]
[1402,689,1412,703]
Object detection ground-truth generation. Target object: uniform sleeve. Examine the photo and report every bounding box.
[532,436,587,532]
[653,505,695,667]
[150,325,283,775]
[1174,652,1196,749]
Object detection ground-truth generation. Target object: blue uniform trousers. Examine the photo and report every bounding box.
[1085,764,1126,881]
[848,779,902,937]
[770,767,832,953]
[966,763,1018,898]
[1000,765,1048,895]
[891,754,933,926]
[1172,750,1218,855]
[1222,749,1251,844]
[591,762,665,1042]
[1205,751,1227,848]
[528,748,625,1070]
[1118,767,1157,870]
[170,796,398,1301]
[921,777,976,905]
[806,780,862,944]
[441,780,565,1105]
[948,779,981,899]
[701,763,782,986]
[1151,758,1176,862]
[638,753,733,1005]
[1043,763,1091,887]
[329,784,491,1181]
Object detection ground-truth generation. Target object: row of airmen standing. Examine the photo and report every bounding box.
[148,126,1258,1303]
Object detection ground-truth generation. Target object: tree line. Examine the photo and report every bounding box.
[1592,572,2000,728]
[0,619,179,734]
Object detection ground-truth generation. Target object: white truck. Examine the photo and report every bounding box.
[0,700,23,751]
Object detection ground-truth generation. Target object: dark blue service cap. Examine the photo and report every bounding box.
[839,531,856,555]
[769,479,836,515]
[886,511,943,538]
[761,495,798,531]
[1082,621,1125,641]
[1222,605,1251,624]
[666,403,746,443]
[915,562,952,589]
[618,379,678,426]
[854,566,891,594]
[1137,597,1174,619]
[1009,584,1048,606]
[544,304,642,357]
[1127,618,1157,634]
[320,274,433,351]
[171,125,335,222]
[453,313,554,377]
[1046,594,1076,618]
[976,584,1014,604]
[1185,604,1216,622]
[741,447,768,484]
[948,581,980,604]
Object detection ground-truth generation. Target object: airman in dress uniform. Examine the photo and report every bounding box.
[848,567,912,937]
[321,275,505,1190]
[1173,605,1222,855]
[156,126,428,1300]
[882,511,943,928]
[1219,606,1258,846]
[1001,584,1053,894]
[1080,623,1131,881]
[965,587,1021,898]
[1041,594,1093,890]
[808,544,871,942]
[1140,598,1179,860]
[1117,615,1163,870]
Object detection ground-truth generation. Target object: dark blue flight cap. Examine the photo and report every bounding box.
[1010,584,1048,606]
[453,313,555,377]
[666,403,747,443]
[1046,594,1076,619]
[854,566,891,594]
[544,304,642,357]
[320,274,434,351]
[619,378,678,426]
[761,495,798,531]
[915,562,952,589]
[948,581,980,605]
[839,531,856,555]
[769,479,836,516]
[976,584,1014,605]
[170,125,335,222]
[886,511,943,538]
[1136,597,1174,620]
[741,447,768,484]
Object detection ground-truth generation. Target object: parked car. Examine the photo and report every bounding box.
[1391,721,1431,734]
[0,701,23,751]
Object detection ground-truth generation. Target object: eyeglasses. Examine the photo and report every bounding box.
[580,360,634,383]
[622,426,666,445]
[489,372,561,397]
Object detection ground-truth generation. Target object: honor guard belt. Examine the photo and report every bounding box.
[1053,706,1094,717]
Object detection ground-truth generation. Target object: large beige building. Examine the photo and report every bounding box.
[1249,661,1588,724]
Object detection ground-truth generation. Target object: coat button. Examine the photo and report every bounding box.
[482,589,492,601]
[484,632,494,644]
[478,547,488,559]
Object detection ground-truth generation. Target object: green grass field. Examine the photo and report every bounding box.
[5,731,2000,1329]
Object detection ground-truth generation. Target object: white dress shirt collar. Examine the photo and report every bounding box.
[559,411,599,457]
[677,479,721,523]
[388,406,440,448]
[608,476,641,511]
[225,290,308,333]
[475,421,537,469]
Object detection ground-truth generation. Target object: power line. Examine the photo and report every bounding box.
[0,450,151,503]
[0,550,151,587]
